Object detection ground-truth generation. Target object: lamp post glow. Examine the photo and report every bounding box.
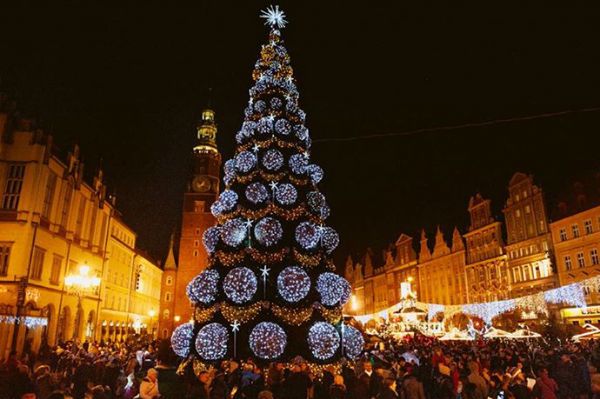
[174,315,181,323]
[64,263,101,339]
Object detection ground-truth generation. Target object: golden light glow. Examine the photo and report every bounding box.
[351,294,359,311]
[64,263,101,290]
[148,309,155,318]
[174,315,181,322]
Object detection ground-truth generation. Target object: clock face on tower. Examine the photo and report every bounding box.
[192,176,212,193]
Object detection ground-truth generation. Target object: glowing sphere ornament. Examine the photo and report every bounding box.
[195,323,229,361]
[254,217,283,247]
[320,227,339,254]
[171,323,194,358]
[254,100,266,113]
[186,269,220,304]
[306,164,324,184]
[293,125,309,141]
[277,266,311,303]
[262,149,284,171]
[275,183,297,205]
[235,151,257,173]
[317,273,349,306]
[218,190,238,211]
[342,325,364,359]
[295,221,322,250]
[286,100,298,113]
[257,117,273,135]
[202,226,220,254]
[308,322,340,360]
[249,322,287,359]
[241,121,256,137]
[307,191,326,214]
[246,182,269,204]
[270,97,282,109]
[223,267,258,304]
[221,218,247,247]
[274,119,291,135]
[289,154,308,175]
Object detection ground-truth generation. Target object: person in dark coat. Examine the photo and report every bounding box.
[186,371,210,399]
[315,366,335,399]
[283,364,312,399]
[553,354,579,399]
[266,363,284,399]
[329,375,347,399]
[210,369,229,399]
[354,361,374,399]
[226,361,242,395]
[72,359,94,399]
[370,367,384,398]
[378,378,400,399]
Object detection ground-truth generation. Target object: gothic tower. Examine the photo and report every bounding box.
[173,108,222,326]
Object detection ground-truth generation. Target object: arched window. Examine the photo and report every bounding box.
[166,276,173,286]
[165,292,172,302]
[163,309,170,320]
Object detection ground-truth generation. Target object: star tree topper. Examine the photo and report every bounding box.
[260,5,288,29]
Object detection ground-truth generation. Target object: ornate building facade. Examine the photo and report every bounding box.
[418,227,467,305]
[503,172,555,297]
[158,108,221,336]
[0,96,162,359]
[551,204,600,303]
[348,173,564,316]
[464,194,509,303]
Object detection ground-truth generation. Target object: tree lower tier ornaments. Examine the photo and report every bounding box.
[171,5,364,368]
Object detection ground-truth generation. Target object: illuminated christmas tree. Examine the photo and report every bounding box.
[171,5,363,366]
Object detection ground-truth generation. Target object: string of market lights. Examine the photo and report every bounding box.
[355,275,599,324]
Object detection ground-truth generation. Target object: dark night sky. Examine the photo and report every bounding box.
[1,2,600,264]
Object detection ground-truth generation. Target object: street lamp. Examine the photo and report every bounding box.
[64,263,101,339]
[174,315,181,323]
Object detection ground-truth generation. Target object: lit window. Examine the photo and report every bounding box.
[559,228,567,241]
[2,164,25,210]
[572,224,580,238]
[30,247,46,280]
[565,256,572,271]
[516,209,521,218]
[584,219,593,235]
[0,243,11,277]
[525,205,531,214]
[577,252,585,268]
[591,249,599,265]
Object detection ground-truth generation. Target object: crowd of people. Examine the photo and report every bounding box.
[2,333,600,399]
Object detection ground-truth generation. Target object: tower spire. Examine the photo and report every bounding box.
[195,92,218,154]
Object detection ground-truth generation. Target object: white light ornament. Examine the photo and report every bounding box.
[195,323,229,361]
[250,322,287,359]
[277,266,311,303]
[308,322,340,360]
[171,322,194,358]
[260,5,288,29]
